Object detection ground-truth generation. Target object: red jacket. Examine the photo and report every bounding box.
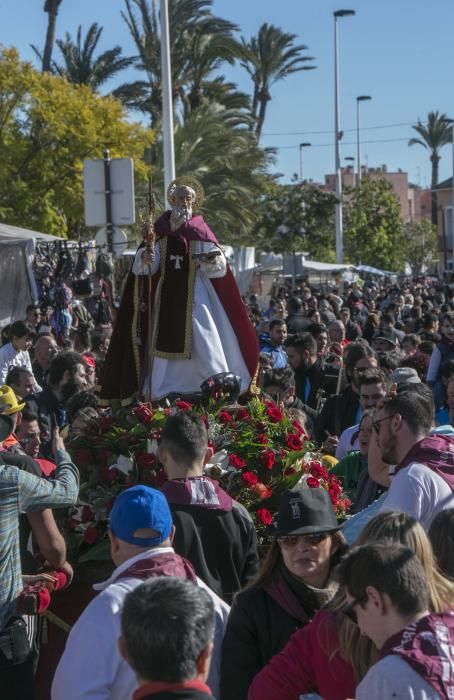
[248,610,356,700]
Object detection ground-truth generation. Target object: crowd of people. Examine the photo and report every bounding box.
[0,273,454,699]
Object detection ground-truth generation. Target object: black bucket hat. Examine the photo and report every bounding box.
[272,488,340,537]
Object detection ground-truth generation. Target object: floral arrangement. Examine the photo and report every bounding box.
[66,397,350,562]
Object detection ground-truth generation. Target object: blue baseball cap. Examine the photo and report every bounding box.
[109,485,173,547]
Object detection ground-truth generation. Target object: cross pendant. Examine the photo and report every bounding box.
[170,254,184,270]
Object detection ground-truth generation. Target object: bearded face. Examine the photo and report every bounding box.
[169,186,195,231]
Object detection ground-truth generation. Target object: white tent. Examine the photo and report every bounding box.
[0,223,59,328]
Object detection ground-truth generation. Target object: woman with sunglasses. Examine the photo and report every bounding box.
[248,510,454,700]
[220,488,347,700]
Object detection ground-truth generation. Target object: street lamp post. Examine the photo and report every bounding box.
[299,142,311,183]
[442,118,454,271]
[160,0,176,198]
[334,9,355,264]
[356,95,372,183]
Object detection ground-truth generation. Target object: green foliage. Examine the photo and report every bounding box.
[343,178,406,271]
[403,219,438,274]
[50,23,135,90]
[240,23,316,139]
[0,47,153,236]
[253,182,336,260]
[118,0,244,125]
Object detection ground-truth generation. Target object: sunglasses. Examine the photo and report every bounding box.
[278,532,330,548]
[343,594,367,624]
[371,414,395,435]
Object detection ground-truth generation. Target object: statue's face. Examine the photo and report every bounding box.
[173,186,195,212]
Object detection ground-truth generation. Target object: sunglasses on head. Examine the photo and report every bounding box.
[277,532,330,548]
[342,593,368,624]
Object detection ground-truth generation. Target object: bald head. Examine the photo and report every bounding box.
[34,335,59,370]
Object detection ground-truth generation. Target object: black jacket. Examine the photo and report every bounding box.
[294,361,325,410]
[138,689,213,700]
[169,501,259,604]
[36,388,66,458]
[220,586,310,700]
[314,384,360,443]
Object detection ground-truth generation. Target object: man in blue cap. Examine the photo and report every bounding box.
[52,485,229,700]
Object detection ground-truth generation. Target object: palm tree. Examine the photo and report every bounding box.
[240,23,316,140]
[409,111,452,225]
[51,23,135,91]
[116,0,243,125]
[42,0,64,72]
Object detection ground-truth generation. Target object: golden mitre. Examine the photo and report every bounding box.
[167,176,204,211]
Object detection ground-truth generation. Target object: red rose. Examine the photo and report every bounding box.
[292,419,305,436]
[306,476,320,488]
[256,421,267,432]
[175,400,193,411]
[133,403,154,425]
[266,407,284,423]
[84,527,99,545]
[98,448,115,468]
[254,483,273,499]
[136,453,158,470]
[285,433,303,451]
[256,508,273,526]
[219,411,235,425]
[235,408,251,421]
[256,433,268,444]
[283,466,296,476]
[98,415,114,432]
[229,453,247,469]
[259,449,275,470]
[242,471,258,488]
[101,466,120,482]
[75,448,92,468]
[81,505,95,523]
[309,461,329,480]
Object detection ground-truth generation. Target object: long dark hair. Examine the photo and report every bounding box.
[245,530,348,592]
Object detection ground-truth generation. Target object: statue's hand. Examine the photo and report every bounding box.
[141,248,155,267]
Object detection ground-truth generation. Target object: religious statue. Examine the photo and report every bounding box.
[100,177,258,403]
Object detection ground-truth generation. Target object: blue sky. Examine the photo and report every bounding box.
[1,0,453,187]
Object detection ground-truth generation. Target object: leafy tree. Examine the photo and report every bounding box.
[409,111,452,225]
[240,23,315,139]
[41,0,64,72]
[253,181,336,260]
[403,219,438,275]
[46,23,135,90]
[343,178,405,271]
[0,48,153,236]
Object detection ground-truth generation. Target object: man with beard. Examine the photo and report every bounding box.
[284,333,325,411]
[101,178,258,403]
[37,352,88,458]
[372,384,454,529]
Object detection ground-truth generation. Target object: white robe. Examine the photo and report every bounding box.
[132,240,250,400]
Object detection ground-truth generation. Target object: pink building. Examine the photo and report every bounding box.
[319,165,430,223]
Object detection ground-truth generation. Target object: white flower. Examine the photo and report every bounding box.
[110,455,134,476]
[147,439,159,456]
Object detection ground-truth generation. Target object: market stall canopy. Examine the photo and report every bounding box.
[0,223,59,328]
[0,223,60,242]
[301,260,353,272]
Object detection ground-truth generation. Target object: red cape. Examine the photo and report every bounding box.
[100,213,258,403]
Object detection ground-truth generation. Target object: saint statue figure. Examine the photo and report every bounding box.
[100,177,258,403]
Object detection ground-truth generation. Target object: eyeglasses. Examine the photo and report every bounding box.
[278,532,329,548]
[343,594,367,624]
[371,414,395,435]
